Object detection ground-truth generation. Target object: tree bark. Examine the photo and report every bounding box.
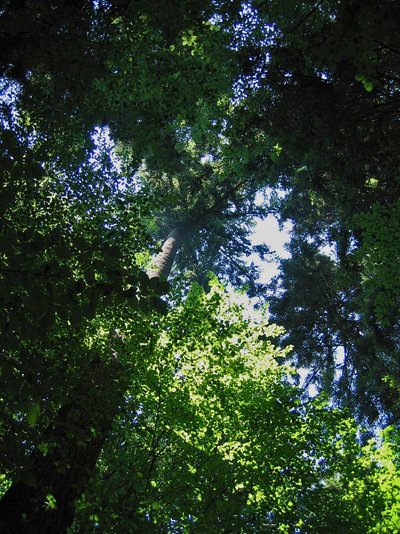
[147,227,182,279]
[0,357,126,534]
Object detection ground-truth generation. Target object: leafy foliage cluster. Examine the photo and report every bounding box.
[72,282,400,533]
[1,0,400,532]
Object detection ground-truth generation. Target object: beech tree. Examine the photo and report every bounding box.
[72,282,400,533]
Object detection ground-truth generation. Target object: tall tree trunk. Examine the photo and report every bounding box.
[0,356,126,534]
[147,227,182,279]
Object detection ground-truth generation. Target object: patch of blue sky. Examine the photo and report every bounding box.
[0,77,23,130]
[210,1,275,103]
[244,188,292,283]
[90,125,122,172]
[249,214,292,283]
[90,125,141,192]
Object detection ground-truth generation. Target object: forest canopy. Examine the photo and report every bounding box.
[1,1,400,532]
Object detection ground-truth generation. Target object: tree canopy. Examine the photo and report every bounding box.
[1,1,400,532]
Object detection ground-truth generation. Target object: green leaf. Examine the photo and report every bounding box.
[364,80,373,92]
[26,403,41,427]
[45,493,57,510]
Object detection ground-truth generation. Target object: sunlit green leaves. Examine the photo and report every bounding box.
[70,280,400,533]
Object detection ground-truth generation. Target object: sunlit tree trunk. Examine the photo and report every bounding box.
[147,227,182,279]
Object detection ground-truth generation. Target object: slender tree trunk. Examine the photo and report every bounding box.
[0,357,126,534]
[147,227,182,279]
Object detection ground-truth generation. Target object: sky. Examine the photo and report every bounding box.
[248,215,321,397]
[249,214,292,284]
